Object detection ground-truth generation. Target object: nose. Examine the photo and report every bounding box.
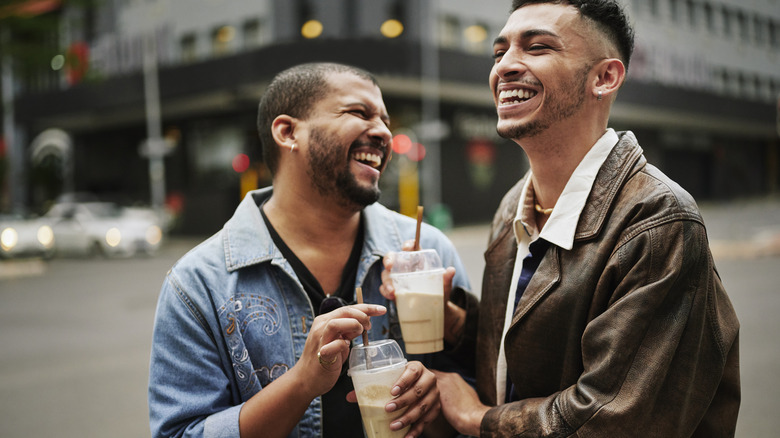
[493,49,525,80]
[368,118,392,148]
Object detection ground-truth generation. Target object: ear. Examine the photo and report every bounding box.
[592,58,626,101]
[271,115,298,150]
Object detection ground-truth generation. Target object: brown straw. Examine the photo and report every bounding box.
[413,205,423,251]
[356,287,372,369]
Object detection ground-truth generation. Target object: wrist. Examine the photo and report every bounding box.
[462,404,490,437]
[444,301,466,345]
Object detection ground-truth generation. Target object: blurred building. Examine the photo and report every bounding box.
[2,0,779,234]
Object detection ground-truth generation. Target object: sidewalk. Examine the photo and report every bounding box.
[699,196,780,260]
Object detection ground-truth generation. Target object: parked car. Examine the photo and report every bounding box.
[42,201,164,257]
[0,214,56,259]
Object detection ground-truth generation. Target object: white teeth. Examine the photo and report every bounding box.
[498,88,537,103]
[352,151,381,168]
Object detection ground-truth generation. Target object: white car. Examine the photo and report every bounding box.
[0,214,56,259]
[43,201,164,257]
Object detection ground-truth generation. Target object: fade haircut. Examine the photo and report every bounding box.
[257,62,379,175]
[511,0,635,71]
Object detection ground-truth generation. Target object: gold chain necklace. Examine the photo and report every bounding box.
[534,203,554,215]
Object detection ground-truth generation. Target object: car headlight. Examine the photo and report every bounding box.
[146,225,162,246]
[1,227,18,251]
[105,228,122,247]
[37,225,55,249]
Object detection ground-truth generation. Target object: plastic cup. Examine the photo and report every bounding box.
[389,249,445,354]
[348,339,410,438]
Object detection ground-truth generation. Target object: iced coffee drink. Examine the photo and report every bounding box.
[349,339,410,438]
[390,249,446,354]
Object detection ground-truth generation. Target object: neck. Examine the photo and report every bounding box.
[264,183,362,248]
[519,119,607,208]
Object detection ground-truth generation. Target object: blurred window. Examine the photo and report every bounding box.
[753,17,765,46]
[438,15,460,49]
[721,7,732,38]
[737,72,748,97]
[686,0,697,28]
[703,3,715,34]
[669,0,681,23]
[648,0,660,17]
[243,19,269,49]
[180,33,197,63]
[464,23,490,55]
[770,21,779,48]
[737,12,749,42]
[212,25,236,56]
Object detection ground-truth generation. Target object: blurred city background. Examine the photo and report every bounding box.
[1,0,779,437]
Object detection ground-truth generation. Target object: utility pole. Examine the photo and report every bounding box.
[1,27,26,214]
[419,0,441,210]
[142,29,166,213]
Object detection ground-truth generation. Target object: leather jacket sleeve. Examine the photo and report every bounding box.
[480,217,740,437]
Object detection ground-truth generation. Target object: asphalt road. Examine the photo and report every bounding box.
[0,198,778,437]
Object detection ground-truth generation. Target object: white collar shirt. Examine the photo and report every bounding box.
[495,128,620,403]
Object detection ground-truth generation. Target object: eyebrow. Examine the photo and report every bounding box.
[493,29,560,46]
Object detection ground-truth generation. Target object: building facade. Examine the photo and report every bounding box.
[2,0,779,234]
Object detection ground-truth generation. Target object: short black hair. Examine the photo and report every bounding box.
[257,62,378,175]
[511,0,635,70]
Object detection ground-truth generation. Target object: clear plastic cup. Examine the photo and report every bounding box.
[389,249,445,354]
[348,339,410,438]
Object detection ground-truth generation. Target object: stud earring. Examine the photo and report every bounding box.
[597,90,603,101]
[290,143,296,152]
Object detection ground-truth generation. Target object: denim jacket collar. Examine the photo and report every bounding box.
[222,187,408,277]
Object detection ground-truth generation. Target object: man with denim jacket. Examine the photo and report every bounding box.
[422,1,740,437]
[148,63,474,438]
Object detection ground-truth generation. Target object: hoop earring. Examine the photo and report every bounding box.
[597,91,603,101]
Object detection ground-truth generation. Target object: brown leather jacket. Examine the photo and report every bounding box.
[474,132,740,437]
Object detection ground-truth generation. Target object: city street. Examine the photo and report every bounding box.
[1,199,779,437]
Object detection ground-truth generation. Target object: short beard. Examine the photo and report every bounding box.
[307,128,381,210]
[497,64,590,140]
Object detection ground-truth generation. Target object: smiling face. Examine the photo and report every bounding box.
[302,72,392,209]
[490,3,599,140]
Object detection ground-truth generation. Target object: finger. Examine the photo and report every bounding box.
[443,267,456,302]
[317,318,366,345]
[387,363,439,424]
[322,304,387,332]
[401,239,416,251]
[388,376,436,415]
[389,389,439,431]
[379,272,396,300]
[345,390,358,404]
[400,399,441,437]
[390,361,424,397]
[383,251,397,270]
[317,339,350,371]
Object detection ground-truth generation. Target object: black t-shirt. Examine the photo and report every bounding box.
[260,205,364,438]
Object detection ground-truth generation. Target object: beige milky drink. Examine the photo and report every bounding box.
[390,249,446,354]
[349,339,410,438]
[354,383,409,438]
[391,270,445,354]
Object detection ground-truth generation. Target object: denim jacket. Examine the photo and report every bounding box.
[148,188,472,438]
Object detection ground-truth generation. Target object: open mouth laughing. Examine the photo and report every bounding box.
[351,150,383,168]
[498,88,538,106]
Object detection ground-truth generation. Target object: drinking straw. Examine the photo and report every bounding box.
[356,287,372,369]
[413,205,423,251]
